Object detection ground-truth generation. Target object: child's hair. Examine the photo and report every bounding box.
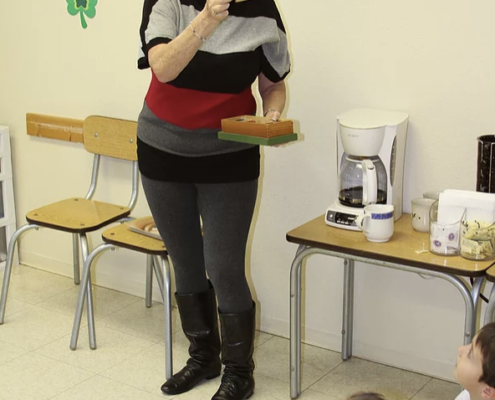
[347,393,386,400]
[476,322,495,387]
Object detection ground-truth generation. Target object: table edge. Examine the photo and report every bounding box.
[286,234,494,277]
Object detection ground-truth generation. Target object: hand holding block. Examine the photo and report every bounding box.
[219,115,297,146]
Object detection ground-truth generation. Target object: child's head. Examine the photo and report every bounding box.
[347,393,386,400]
[454,322,495,399]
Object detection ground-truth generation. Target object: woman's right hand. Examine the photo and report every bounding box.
[202,0,232,23]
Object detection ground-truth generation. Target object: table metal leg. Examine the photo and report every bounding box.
[342,259,355,360]
[290,244,307,399]
[470,277,484,337]
[484,284,495,326]
[288,244,477,398]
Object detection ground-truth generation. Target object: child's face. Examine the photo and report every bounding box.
[454,337,485,395]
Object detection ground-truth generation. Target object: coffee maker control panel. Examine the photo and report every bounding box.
[325,210,358,229]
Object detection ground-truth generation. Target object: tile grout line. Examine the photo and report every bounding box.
[301,357,344,394]
[98,367,173,398]
[408,377,433,400]
[44,372,97,400]
[91,337,158,376]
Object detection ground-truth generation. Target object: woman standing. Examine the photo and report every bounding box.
[137,0,290,398]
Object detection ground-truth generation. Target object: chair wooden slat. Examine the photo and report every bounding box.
[83,116,137,161]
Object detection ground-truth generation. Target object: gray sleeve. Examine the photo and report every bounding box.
[145,0,180,49]
[260,28,290,82]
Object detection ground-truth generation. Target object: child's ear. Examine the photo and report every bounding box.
[481,385,495,399]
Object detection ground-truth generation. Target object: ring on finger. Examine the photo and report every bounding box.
[211,7,217,16]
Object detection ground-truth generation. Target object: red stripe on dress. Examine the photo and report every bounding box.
[145,73,257,130]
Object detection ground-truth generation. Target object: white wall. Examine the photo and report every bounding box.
[1,0,494,381]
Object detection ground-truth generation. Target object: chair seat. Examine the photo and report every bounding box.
[26,198,130,233]
[487,266,495,283]
[102,220,167,255]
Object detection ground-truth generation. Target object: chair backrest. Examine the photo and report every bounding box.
[83,116,137,161]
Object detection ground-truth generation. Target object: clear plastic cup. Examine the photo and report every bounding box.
[429,201,465,256]
[460,218,495,261]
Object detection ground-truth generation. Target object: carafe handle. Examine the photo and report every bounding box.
[362,159,377,205]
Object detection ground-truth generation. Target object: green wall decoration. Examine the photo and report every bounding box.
[66,0,98,29]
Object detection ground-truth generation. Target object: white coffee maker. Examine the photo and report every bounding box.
[325,108,409,230]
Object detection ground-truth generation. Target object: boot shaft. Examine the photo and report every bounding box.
[211,304,256,400]
[219,303,256,368]
[175,285,221,362]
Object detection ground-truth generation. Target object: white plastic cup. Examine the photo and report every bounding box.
[411,198,435,232]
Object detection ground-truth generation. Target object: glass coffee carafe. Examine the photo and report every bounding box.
[339,154,387,207]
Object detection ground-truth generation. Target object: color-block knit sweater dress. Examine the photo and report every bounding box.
[137,0,291,183]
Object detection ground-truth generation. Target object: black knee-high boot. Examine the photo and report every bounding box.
[161,285,221,395]
[211,304,256,400]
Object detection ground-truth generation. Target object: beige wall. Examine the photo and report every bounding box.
[1,0,494,381]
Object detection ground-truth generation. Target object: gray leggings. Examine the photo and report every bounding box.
[141,175,258,314]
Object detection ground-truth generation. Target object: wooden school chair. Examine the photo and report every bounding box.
[69,217,173,380]
[0,116,139,342]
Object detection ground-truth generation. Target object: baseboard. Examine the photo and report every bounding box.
[259,313,456,382]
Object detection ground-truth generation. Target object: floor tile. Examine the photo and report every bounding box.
[2,264,75,305]
[254,336,343,390]
[411,378,462,400]
[101,331,222,396]
[50,375,165,400]
[38,284,141,321]
[255,331,274,348]
[249,374,339,399]
[0,266,461,400]
[0,296,31,317]
[98,300,179,342]
[0,352,94,400]
[309,358,431,400]
[0,305,74,350]
[101,338,185,396]
[298,389,340,399]
[35,325,155,374]
[0,339,28,366]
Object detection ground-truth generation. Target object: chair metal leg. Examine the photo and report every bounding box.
[152,256,165,302]
[79,234,96,349]
[145,255,153,308]
[72,234,80,285]
[70,243,114,350]
[154,255,172,380]
[0,224,39,324]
